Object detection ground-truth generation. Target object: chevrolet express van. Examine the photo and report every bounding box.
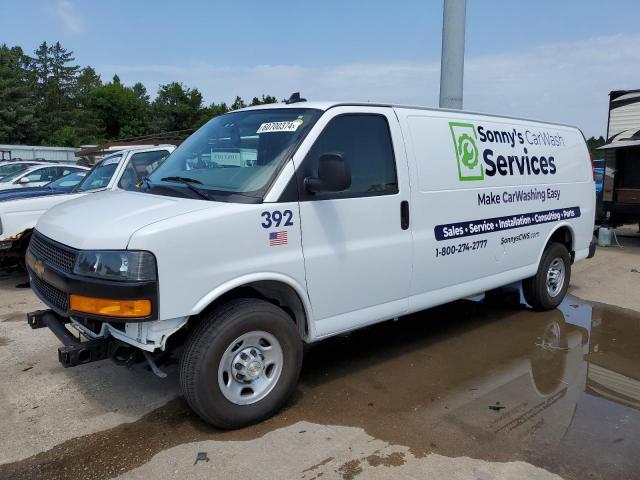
[26,100,596,428]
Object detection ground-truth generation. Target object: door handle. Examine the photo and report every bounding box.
[400,200,410,230]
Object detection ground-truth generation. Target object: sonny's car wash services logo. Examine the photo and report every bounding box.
[449,121,564,182]
[449,122,483,181]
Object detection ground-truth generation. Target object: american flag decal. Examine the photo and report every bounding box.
[269,231,288,246]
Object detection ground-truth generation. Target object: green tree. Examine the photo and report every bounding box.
[76,66,102,99]
[66,66,104,144]
[30,41,83,144]
[151,82,204,132]
[230,96,247,110]
[87,75,150,139]
[586,136,606,158]
[250,94,277,106]
[197,101,229,126]
[0,44,35,143]
[49,41,80,95]
[0,40,290,146]
[132,82,150,103]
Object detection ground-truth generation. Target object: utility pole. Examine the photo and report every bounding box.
[439,0,467,109]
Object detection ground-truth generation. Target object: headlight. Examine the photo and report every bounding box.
[73,250,157,281]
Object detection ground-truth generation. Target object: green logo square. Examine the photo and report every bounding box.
[449,122,483,181]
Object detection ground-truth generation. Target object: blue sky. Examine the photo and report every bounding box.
[3,0,640,136]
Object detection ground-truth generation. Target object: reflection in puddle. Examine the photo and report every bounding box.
[1,288,639,479]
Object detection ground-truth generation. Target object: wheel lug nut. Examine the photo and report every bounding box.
[234,363,243,370]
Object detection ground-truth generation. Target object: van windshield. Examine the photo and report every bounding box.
[74,154,122,192]
[146,108,321,202]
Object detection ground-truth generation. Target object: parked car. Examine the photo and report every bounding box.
[26,101,596,429]
[0,146,174,257]
[0,161,47,180]
[0,171,87,203]
[0,164,87,191]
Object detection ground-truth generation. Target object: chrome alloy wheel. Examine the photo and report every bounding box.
[218,331,283,405]
[546,257,566,297]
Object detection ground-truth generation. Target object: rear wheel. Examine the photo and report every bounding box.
[180,298,303,429]
[522,242,571,311]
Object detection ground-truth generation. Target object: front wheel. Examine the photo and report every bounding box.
[522,242,571,311]
[179,298,303,429]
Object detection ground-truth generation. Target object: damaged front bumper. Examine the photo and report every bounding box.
[0,231,29,256]
[27,309,186,376]
[28,309,124,367]
[25,231,189,372]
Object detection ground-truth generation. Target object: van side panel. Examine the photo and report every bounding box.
[395,108,594,313]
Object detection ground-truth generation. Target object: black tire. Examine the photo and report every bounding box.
[179,298,303,429]
[522,242,571,311]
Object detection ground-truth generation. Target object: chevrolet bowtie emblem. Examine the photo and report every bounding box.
[34,258,45,278]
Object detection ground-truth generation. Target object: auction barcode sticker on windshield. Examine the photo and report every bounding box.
[257,119,303,133]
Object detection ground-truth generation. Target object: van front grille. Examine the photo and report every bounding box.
[29,231,77,273]
[29,269,69,312]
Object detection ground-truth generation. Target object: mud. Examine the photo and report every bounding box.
[337,459,362,480]
[365,451,406,467]
[0,336,10,346]
[1,289,639,480]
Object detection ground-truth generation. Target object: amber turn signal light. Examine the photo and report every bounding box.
[70,295,152,318]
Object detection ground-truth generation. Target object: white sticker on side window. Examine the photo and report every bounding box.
[256,119,303,133]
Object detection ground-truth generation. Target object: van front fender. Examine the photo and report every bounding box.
[189,272,316,339]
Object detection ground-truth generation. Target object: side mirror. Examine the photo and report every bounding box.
[304,153,351,193]
[18,177,30,184]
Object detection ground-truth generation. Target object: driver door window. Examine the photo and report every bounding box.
[300,114,398,200]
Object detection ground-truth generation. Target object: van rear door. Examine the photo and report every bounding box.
[296,106,412,337]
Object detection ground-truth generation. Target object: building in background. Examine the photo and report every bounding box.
[598,90,640,227]
[0,144,79,163]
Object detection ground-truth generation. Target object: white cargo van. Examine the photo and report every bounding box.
[27,101,596,428]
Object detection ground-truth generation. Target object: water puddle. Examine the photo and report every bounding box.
[1,288,639,479]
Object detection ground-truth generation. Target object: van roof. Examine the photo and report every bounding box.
[240,101,579,131]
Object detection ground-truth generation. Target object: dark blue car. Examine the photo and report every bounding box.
[0,171,87,202]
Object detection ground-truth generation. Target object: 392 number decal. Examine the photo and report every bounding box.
[261,209,294,228]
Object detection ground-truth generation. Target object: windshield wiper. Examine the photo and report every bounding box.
[161,176,203,184]
[159,176,209,200]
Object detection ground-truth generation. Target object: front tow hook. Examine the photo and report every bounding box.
[28,309,111,367]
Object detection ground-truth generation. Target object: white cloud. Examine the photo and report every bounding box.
[96,34,640,137]
[53,0,85,35]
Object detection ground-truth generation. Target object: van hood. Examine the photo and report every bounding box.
[36,190,216,250]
